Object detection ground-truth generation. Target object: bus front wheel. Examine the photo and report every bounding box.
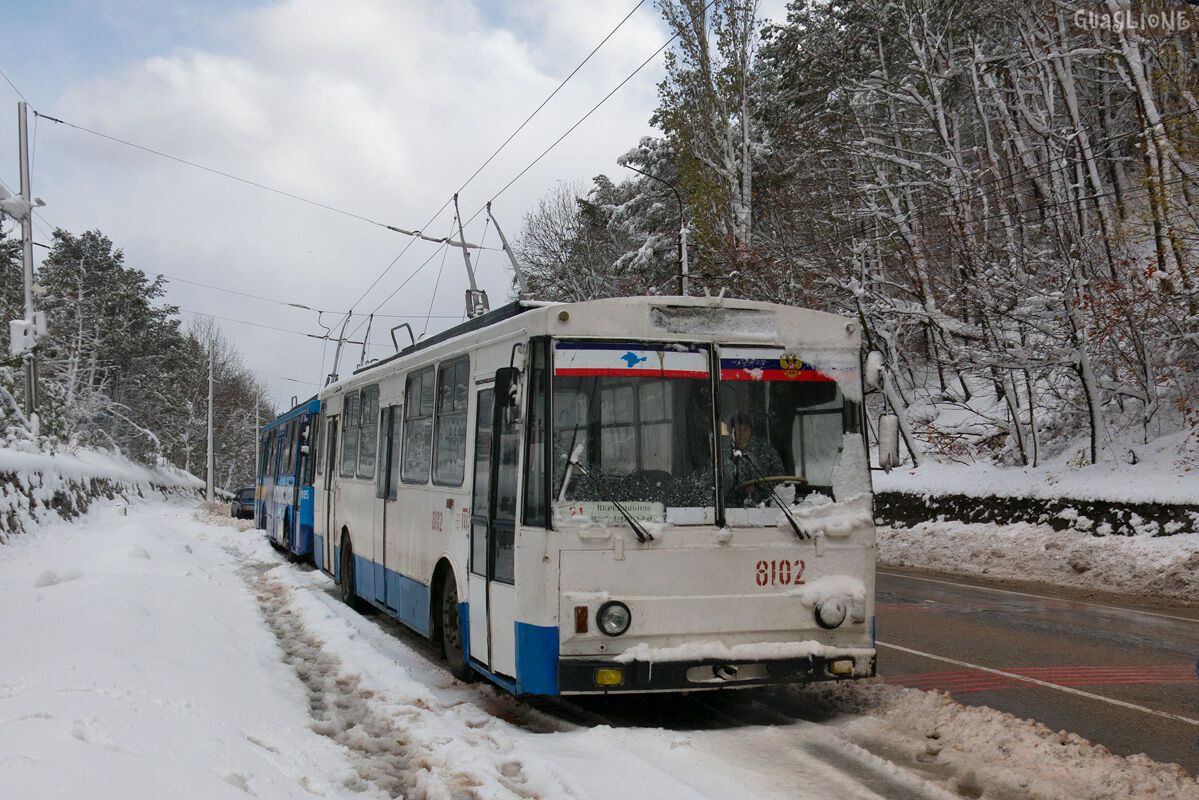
[439,572,473,683]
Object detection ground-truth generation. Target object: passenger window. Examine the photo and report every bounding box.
[357,385,379,480]
[387,407,402,500]
[523,339,548,527]
[339,392,360,478]
[433,358,469,485]
[305,417,319,484]
[281,423,294,475]
[401,368,435,483]
[313,414,324,477]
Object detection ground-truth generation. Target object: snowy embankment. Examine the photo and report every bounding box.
[0,445,203,541]
[873,432,1199,602]
[877,518,1199,604]
[877,430,1199,506]
[0,499,1194,799]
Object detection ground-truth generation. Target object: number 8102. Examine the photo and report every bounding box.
[755,559,805,586]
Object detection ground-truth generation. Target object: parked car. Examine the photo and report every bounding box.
[230,486,256,520]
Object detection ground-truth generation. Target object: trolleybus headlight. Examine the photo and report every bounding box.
[815,597,848,630]
[597,601,632,636]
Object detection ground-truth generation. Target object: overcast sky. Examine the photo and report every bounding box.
[1,0,784,409]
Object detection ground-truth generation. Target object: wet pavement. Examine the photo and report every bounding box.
[876,567,1199,773]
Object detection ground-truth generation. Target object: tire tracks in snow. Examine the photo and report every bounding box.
[245,563,415,798]
[239,555,548,800]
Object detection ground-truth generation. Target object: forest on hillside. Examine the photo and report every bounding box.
[1,225,274,489]
[516,0,1199,468]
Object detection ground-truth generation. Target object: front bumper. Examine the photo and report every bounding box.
[558,653,876,695]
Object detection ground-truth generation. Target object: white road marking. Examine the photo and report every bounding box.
[876,641,1199,727]
[877,570,1199,624]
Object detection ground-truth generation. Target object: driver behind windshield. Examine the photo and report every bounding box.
[721,411,785,506]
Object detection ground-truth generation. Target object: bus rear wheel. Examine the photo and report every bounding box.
[339,535,363,610]
[439,572,473,682]
[282,515,298,563]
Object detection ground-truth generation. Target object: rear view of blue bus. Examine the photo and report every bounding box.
[257,396,321,562]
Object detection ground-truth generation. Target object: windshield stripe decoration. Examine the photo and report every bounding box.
[719,347,833,382]
[553,341,708,379]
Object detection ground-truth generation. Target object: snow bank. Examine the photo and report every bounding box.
[878,518,1199,604]
[0,504,356,799]
[799,681,1198,800]
[4,499,1193,799]
[0,444,203,541]
[876,430,1199,505]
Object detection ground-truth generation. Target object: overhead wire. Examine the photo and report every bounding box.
[252,369,319,387]
[422,231,454,338]
[176,308,387,349]
[158,272,460,319]
[448,0,646,204]
[458,0,720,232]
[334,0,655,340]
[33,111,499,250]
[347,233,457,343]
[0,65,29,104]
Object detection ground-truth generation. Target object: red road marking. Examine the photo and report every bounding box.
[884,665,1197,694]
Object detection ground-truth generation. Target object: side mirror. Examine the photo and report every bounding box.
[494,367,522,422]
[879,414,900,471]
[864,351,885,392]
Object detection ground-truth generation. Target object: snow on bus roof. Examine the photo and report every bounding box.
[331,296,860,396]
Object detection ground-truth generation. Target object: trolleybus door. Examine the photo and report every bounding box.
[375,405,401,610]
[468,386,520,678]
[291,420,306,546]
[323,417,338,574]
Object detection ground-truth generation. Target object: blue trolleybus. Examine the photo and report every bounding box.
[258,396,322,562]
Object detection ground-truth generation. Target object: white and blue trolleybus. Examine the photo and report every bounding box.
[314,296,878,695]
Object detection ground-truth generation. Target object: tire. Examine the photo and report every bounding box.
[339,535,363,610]
[439,571,474,682]
[283,516,299,563]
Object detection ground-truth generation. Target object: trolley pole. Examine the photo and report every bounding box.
[17,102,38,419]
[206,345,215,502]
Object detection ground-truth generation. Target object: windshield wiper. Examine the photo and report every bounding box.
[565,447,654,544]
[735,448,809,541]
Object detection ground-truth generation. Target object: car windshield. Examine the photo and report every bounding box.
[551,342,715,525]
[238,488,255,501]
[717,347,857,525]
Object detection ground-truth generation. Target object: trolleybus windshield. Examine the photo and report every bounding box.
[552,342,715,525]
[718,347,858,524]
[549,341,859,527]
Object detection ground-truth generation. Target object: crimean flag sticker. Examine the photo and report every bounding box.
[553,341,709,379]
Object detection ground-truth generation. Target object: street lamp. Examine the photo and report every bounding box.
[621,163,689,295]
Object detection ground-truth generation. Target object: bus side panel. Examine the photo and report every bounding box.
[297,484,314,556]
[513,527,561,695]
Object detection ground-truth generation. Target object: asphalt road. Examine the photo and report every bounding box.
[876,567,1199,773]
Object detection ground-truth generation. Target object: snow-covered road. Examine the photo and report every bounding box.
[1,500,1194,799]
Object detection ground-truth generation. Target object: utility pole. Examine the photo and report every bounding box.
[622,163,688,295]
[253,397,260,477]
[206,345,215,502]
[17,102,38,419]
